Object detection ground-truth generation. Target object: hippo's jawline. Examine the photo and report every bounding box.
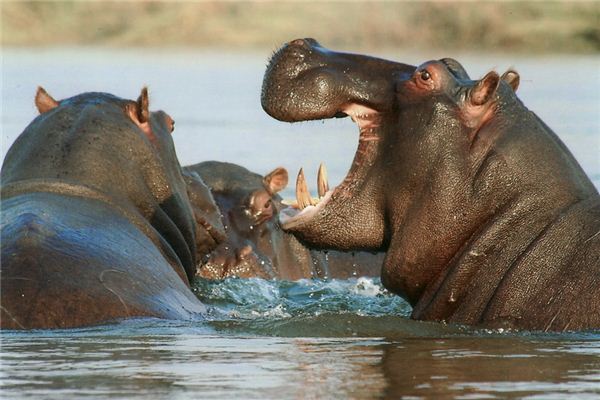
[279,103,382,229]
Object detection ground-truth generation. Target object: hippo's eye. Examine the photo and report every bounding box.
[420,70,431,81]
[246,191,274,222]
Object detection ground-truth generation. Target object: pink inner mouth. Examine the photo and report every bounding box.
[279,103,382,229]
[345,103,381,131]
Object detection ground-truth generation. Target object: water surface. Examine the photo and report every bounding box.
[3,278,600,399]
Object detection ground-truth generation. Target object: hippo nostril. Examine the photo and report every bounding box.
[290,39,308,47]
[289,38,319,49]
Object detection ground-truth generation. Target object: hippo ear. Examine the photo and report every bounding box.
[263,167,288,195]
[136,87,150,123]
[35,86,59,114]
[127,87,152,136]
[469,71,500,106]
[501,70,520,92]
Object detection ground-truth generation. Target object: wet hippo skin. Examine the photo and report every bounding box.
[1,88,225,329]
[185,161,384,280]
[261,38,600,331]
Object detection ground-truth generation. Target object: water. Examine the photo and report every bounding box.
[2,278,600,399]
[3,278,600,399]
[1,48,600,398]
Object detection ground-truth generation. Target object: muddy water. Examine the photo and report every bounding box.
[1,49,599,399]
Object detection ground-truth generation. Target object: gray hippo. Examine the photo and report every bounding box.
[261,38,600,331]
[1,87,225,329]
[185,161,384,280]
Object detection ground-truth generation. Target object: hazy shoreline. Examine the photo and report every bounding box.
[2,1,599,54]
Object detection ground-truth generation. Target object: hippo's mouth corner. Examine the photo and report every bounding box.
[194,214,227,257]
[277,103,383,231]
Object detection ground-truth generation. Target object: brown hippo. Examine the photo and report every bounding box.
[261,38,600,331]
[185,161,384,280]
[1,88,225,329]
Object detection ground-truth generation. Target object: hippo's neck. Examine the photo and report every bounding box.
[410,193,597,329]
[406,98,600,327]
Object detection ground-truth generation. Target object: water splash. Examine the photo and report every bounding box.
[193,276,411,320]
[190,276,449,337]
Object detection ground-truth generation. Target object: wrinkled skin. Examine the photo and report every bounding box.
[185,161,384,280]
[1,88,224,329]
[262,39,600,331]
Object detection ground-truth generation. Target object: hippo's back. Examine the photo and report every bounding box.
[1,192,205,329]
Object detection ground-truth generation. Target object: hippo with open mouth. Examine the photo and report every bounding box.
[261,38,600,331]
[1,88,225,329]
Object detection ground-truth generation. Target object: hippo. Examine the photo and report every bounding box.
[261,38,600,331]
[1,87,225,329]
[185,161,384,280]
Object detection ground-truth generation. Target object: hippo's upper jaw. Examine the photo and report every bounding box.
[262,38,414,251]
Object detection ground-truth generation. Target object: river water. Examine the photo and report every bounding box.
[1,48,600,399]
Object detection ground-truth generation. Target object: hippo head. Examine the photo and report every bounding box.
[261,39,541,302]
[3,87,225,283]
[202,165,288,279]
[186,161,317,280]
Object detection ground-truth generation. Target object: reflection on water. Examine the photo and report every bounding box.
[1,49,600,398]
[381,336,600,399]
[1,328,388,400]
[2,322,600,399]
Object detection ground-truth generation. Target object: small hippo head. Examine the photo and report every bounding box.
[185,161,318,280]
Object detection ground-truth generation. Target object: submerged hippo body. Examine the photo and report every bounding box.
[185,161,384,280]
[1,88,224,329]
[262,39,600,331]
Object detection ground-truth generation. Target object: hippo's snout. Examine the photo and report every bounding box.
[261,38,339,122]
[261,38,415,124]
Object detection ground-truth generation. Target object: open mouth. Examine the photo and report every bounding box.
[279,103,382,229]
[194,214,227,257]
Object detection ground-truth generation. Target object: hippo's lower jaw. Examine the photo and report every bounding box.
[279,189,334,229]
[277,104,385,248]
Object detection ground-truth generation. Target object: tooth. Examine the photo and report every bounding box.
[296,168,312,210]
[317,162,329,198]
